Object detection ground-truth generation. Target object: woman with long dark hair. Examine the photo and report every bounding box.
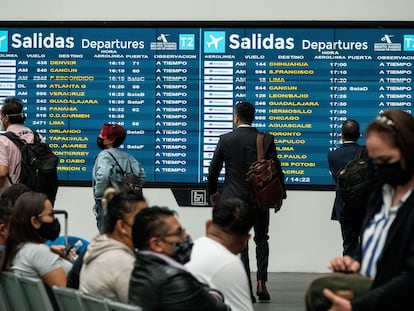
[1,191,71,287]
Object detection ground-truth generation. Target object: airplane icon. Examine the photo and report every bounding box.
[381,34,394,44]
[0,35,6,44]
[206,34,224,49]
[157,34,170,43]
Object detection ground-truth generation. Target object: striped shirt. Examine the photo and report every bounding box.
[360,185,412,278]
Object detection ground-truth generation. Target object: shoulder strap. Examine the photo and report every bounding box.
[354,146,365,161]
[106,150,125,174]
[256,132,265,161]
[2,132,23,185]
[32,130,41,143]
[3,128,40,147]
[126,154,135,173]
[2,131,25,150]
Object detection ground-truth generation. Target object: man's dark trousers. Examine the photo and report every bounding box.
[241,208,270,287]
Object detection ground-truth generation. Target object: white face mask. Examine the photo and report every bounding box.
[0,118,5,131]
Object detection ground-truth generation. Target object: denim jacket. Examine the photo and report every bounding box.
[93,148,146,199]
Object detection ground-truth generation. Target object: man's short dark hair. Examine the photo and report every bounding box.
[234,102,255,125]
[0,183,31,206]
[212,198,255,236]
[132,206,176,250]
[341,119,360,142]
[1,97,26,124]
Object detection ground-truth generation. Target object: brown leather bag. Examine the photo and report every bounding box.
[246,133,284,212]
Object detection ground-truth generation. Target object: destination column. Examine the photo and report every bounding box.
[245,29,335,185]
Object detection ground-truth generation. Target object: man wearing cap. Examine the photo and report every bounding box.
[93,123,146,233]
[0,97,36,195]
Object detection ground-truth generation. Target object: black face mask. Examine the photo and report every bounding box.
[172,235,193,264]
[97,137,106,150]
[376,161,412,186]
[38,218,61,241]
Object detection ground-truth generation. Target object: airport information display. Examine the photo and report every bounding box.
[0,25,413,187]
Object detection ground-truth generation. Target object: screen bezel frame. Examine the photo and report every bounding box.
[3,20,413,190]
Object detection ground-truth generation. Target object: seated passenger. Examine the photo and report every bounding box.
[0,198,12,259]
[1,191,72,287]
[186,198,256,311]
[0,183,31,205]
[79,186,147,302]
[128,206,231,311]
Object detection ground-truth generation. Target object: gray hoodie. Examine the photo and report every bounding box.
[79,234,135,303]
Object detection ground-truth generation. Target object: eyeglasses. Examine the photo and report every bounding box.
[163,227,186,238]
[37,211,55,218]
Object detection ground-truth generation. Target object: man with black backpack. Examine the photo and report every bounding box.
[0,97,59,204]
[328,119,369,258]
[0,98,38,192]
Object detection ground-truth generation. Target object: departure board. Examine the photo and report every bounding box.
[0,24,413,187]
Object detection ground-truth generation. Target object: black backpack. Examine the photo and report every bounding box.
[107,151,144,193]
[337,146,375,208]
[3,130,59,203]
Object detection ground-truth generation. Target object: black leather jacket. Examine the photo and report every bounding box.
[128,252,231,311]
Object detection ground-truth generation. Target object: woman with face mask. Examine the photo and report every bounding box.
[324,110,414,310]
[92,123,146,233]
[79,186,147,303]
[1,191,72,287]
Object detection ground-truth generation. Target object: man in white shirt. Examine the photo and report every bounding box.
[186,198,256,311]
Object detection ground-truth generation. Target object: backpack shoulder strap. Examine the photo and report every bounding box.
[2,132,24,185]
[256,132,265,161]
[354,146,365,160]
[2,131,25,150]
[3,128,40,146]
[31,130,41,143]
[106,150,125,174]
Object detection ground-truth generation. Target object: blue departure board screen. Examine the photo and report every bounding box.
[0,23,413,187]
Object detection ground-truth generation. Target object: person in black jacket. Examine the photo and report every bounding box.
[328,119,369,258]
[128,206,231,311]
[325,110,414,310]
[207,101,285,302]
